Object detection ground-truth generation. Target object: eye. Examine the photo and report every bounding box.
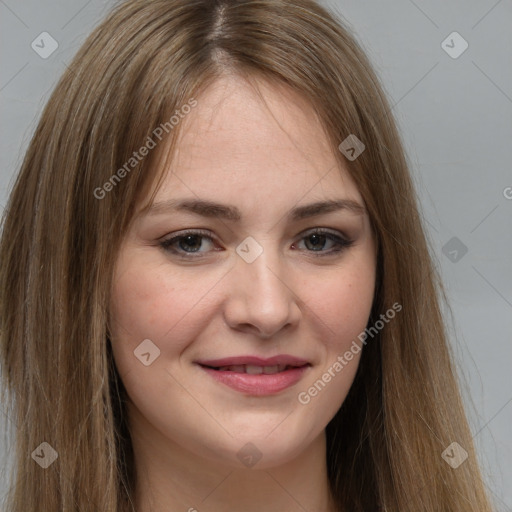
[292,228,354,257]
[159,229,218,257]
[159,227,354,259]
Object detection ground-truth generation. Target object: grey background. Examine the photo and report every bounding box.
[0,0,511,510]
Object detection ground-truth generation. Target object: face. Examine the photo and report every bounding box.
[109,75,376,470]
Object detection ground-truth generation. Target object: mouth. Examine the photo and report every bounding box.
[201,363,307,374]
[196,356,311,396]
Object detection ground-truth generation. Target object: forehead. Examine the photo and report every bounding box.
[148,75,363,213]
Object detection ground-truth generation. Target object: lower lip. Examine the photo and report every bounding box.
[199,365,310,396]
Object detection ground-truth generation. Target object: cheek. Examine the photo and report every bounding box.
[109,254,225,370]
[303,257,376,352]
[294,255,375,416]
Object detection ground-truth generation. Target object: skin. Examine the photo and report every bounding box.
[109,74,377,512]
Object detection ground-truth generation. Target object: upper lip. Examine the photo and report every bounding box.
[197,355,310,368]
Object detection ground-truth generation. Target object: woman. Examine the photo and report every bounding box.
[0,0,494,510]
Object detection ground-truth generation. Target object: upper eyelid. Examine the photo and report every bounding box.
[162,226,350,243]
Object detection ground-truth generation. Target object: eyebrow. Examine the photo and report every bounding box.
[142,198,366,221]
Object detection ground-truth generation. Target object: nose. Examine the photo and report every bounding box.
[222,242,301,339]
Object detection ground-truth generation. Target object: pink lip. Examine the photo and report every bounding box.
[196,354,311,396]
[200,366,309,395]
[198,355,309,367]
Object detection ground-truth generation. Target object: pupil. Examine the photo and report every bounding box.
[180,235,202,252]
[306,234,326,251]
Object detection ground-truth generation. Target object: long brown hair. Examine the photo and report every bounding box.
[0,0,493,510]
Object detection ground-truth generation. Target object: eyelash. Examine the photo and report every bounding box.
[159,228,354,259]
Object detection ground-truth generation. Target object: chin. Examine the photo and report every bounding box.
[210,425,319,470]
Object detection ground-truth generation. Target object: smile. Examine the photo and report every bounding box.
[210,364,295,374]
[197,355,311,395]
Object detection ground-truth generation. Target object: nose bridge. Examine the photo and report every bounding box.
[238,238,291,305]
[225,236,299,337]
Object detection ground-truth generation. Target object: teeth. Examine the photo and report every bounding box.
[246,365,263,374]
[215,364,290,374]
[218,365,245,372]
[263,365,288,374]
